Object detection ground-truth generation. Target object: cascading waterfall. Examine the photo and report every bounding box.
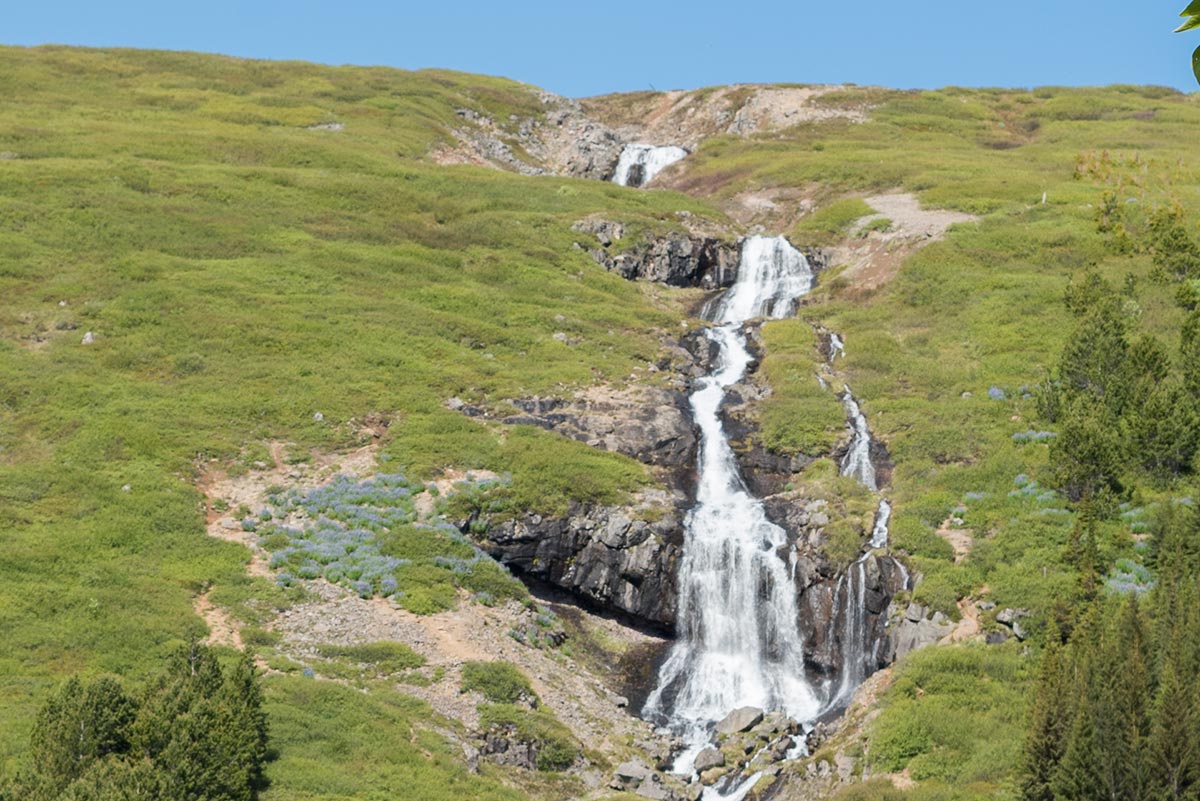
[826,499,894,708]
[612,143,688,188]
[839,388,876,491]
[643,235,821,747]
[829,332,845,360]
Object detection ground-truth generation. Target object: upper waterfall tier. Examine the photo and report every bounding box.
[710,235,814,324]
[612,144,688,188]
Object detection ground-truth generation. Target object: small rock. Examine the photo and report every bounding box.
[961,391,973,398]
[1013,620,1028,641]
[694,748,725,772]
[809,512,829,527]
[986,630,1010,645]
[552,332,570,344]
[252,460,268,470]
[462,743,480,773]
[81,331,95,345]
[312,412,324,422]
[905,602,927,622]
[307,122,344,131]
[58,300,68,307]
[988,386,1007,401]
[716,706,764,735]
[978,601,997,611]
[0,151,17,159]
[614,760,651,785]
[635,782,670,801]
[446,397,465,411]
[612,694,629,708]
[121,484,131,493]
[996,607,1029,625]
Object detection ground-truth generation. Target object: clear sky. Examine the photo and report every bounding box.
[4,1,1196,97]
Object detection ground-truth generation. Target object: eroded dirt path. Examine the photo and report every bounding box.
[830,193,978,294]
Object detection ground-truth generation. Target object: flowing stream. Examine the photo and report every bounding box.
[641,239,905,797]
[612,144,688,187]
[643,235,822,757]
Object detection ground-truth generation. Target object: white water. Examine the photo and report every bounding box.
[612,143,688,187]
[829,332,845,361]
[839,388,877,491]
[644,235,820,753]
[870,499,892,549]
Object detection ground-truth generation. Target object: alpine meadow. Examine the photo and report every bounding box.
[0,31,1199,801]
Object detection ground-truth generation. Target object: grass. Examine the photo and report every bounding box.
[862,645,1032,799]
[0,43,724,782]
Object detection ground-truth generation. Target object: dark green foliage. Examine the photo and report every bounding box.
[1048,396,1125,503]
[1043,269,1200,497]
[460,661,535,704]
[1148,207,1200,283]
[1021,589,1200,801]
[26,677,134,798]
[1020,624,1068,801]
[7,640,267,801]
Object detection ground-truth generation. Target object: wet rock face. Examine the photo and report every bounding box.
[573,225,833,293]
[471,501,683,629]
[572,221,741,289]
[800,553,911,677]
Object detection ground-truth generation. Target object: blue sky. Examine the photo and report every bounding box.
[4,1,1196,96]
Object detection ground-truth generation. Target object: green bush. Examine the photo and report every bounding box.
[460,661,535,704]
[315,642,425,673]
[476,703,579,771]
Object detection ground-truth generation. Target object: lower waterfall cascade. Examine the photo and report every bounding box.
[641,236,906,795]
[612,143,688,188]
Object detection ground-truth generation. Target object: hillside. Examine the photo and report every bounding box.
[1,45,1199,801]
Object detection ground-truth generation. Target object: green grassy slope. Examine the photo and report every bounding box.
[3,44,1200,801]
[0,45,721,791]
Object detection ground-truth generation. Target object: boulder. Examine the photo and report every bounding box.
[694,748,725,772]
[716,706,764,735]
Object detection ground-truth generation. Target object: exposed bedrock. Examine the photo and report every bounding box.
[470,497,684,629]
[571,220,829,291]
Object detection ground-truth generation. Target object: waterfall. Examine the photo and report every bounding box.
[839,388,877,491]
[870,499,892,549]
[643,235,820,742]
[612,144,688,188]
[829,332,845,361]
[824,499,893,710]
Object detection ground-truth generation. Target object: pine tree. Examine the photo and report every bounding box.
[1021,621,1071,801]
[28,676,134,797]
[1049,395,1126,503]
[1147,644,1197,800]
[1129,380,1200,479]
[1102,598,1152,801]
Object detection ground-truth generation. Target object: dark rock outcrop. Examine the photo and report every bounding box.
[469,496,684,629]
[572,221,741,289]
[800,553,911,677]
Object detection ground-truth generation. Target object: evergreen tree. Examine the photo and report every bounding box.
[15,639,268,801]
[28,676,134,797]
[1021,621,1071,801]
[1129,379,1200,479]
[1102,599,1152,801]
[1050,395,1126,503]
[1147,644,1197,800]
